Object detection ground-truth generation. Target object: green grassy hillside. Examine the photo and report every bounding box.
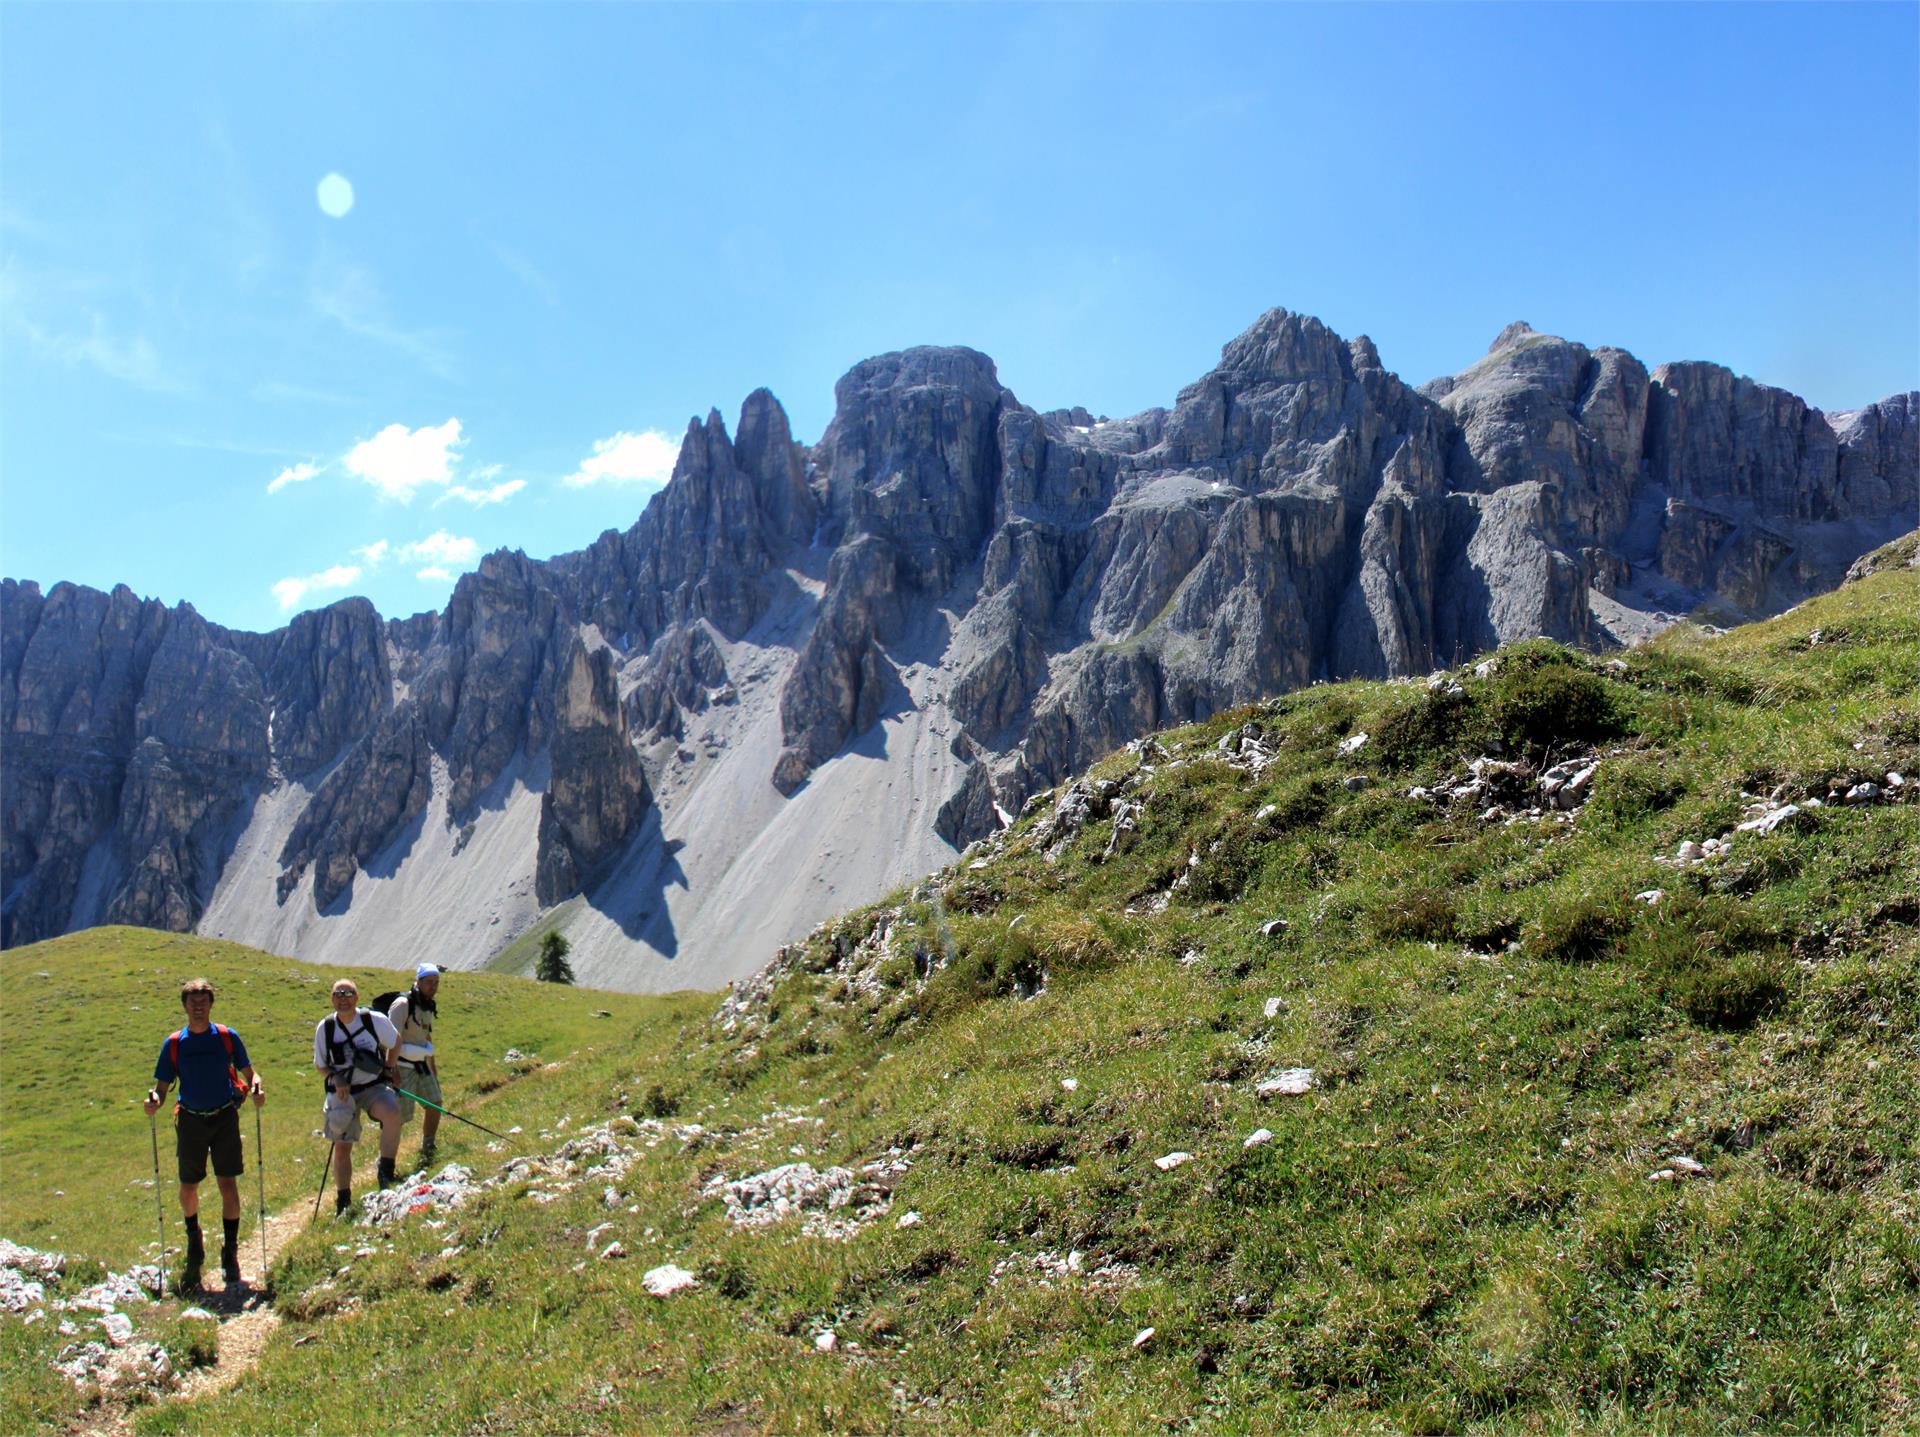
[8,563,1918,1435]
[0,929,689,1432]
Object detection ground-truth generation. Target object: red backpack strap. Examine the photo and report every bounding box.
[213,1023,248,1097]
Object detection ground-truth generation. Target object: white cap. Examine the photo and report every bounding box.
[415,963,441,979]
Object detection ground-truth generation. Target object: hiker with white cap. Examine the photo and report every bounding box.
[387,964,445,1168]
[313,978,402,1211]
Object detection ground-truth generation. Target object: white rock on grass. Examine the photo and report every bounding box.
[100,1312,134,1347]
[1060,1078,1079,1092]
[1337,732,1369,755]
[1243,1129,1274,1149]
[1736,804,1804,835]
[1263,996,1283,1019]
[599,1242,628,1261]
[813,1331,838,1352]
[1648,1156,1708,1183]
[1635,890,1664,905]
[641,1264,698,1297]
[1153,1152,1194,1172]
[1255,1069,1315,1098]
[896,1211,923,1229]
[1132,1326,1156,1349]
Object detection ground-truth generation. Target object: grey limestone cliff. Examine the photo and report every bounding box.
[4,307,1913,984]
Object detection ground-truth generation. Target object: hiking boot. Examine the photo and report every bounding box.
[377,1157,396,1190]
[335,1189,352,1217]
[419,1142,436,1169]
[221,1244,242,1284]
[181,1232,205,1291]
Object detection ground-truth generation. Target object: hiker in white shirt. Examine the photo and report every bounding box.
[313,978,402,1213]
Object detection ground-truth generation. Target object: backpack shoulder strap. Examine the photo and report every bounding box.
[212,1023,235,1055]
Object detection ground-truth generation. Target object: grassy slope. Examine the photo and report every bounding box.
[8,566,1917,1435]
[0,928,686,1433]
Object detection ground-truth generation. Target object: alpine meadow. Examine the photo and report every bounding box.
[3,5,1918,1434]
[4,548,1917,1433]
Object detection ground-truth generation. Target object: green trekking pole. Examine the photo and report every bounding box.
[146,1106,169,1299]
[254,1100,268,1281]
[390,1085,509,1140]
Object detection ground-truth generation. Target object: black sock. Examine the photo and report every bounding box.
[184,1215,203,1250]
[222,1218,239,1250]
[336,1188,351,1211]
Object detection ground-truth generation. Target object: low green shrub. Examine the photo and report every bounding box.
[1364,885,1461,944]
[1491,661,1626,757]
[1254,774,1336,835]
[1633,894,1790,1029]
[1525,889,1632,963]
[1584,752,1687,829]
[1374,687,1480,770]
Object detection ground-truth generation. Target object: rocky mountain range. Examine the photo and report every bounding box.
[4,308,1914,987]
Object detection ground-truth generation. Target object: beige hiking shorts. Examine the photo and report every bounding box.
[322,1083,398,1144]
[395,1068,441,1123]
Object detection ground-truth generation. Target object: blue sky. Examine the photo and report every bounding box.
[2,2,1914,634]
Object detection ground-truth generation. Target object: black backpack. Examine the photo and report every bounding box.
[321,1009,385,1089]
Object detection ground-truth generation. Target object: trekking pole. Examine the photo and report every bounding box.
[390,1085,510,1140]
[254,1100,268,1281]
[312,1141,334,1220]
[146,1106,169,1299]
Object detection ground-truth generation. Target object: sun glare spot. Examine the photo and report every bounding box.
[317,173,355,218]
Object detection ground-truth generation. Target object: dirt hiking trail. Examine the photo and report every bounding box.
[75,1200,313,1437]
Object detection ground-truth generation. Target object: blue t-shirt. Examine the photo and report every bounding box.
[153,1025,251,1111]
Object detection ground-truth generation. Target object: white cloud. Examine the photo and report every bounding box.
[267,460,322,494]
[355,540,391,567]
[271,564,362,611]
[562,429,679,487]
[415,566,455,583]
[431,459,523,507]
[344,419,465,502]
[399,531,480,568]
[440,477,526,507]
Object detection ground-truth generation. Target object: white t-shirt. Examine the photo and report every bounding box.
[313,1009,399,1077]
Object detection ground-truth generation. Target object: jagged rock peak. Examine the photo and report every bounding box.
[832,345,1001,404]
[1212,307,1351,385]
[1490,321,1539,354]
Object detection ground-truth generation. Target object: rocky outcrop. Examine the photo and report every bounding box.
[265,599,391,777]
[535,637,651,904]
[4,310,1913,978]
[276,704,431,910]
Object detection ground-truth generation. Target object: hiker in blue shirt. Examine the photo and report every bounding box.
[142,977,265,1291]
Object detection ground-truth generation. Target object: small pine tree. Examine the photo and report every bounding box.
[536,931,575,984]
